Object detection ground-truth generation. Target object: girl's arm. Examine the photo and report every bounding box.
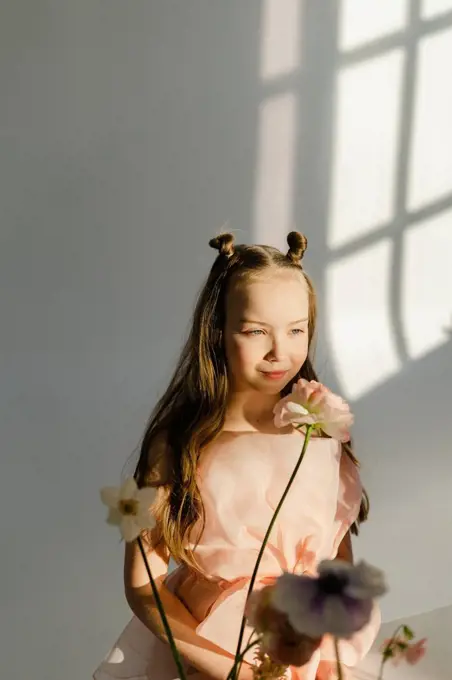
[124,532,253,680]
[336,530,353,563]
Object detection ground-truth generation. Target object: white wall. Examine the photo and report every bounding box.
[1,2,451,680]
[358,605,452,680]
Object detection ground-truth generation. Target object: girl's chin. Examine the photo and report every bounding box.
[254,377,292,394]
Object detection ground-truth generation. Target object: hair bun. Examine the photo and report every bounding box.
[209,233,235,258]
[286,231,308,264]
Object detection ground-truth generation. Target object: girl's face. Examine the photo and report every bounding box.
[224,271,310,395]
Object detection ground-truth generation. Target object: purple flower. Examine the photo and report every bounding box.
[270,559,387,639]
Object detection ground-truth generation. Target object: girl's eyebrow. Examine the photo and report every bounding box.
[240,317,308,326]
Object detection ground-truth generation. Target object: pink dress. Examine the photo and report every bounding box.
[93,430,381,680]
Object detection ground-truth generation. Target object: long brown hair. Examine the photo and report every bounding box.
[134,232,369,568]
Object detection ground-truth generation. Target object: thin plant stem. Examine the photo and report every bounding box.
[137,536,187,680]
[233,425,314,677]
[334,637,344,680]
[226,637,261,680]
[377,625,404,680]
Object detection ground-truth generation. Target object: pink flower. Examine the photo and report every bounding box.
[273,379,354,442]
[380,636,427,666]
[405,638,427,664]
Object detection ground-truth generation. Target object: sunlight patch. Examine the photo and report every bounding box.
[402,210,452,360]
[407,26,452,211]
[328,50,404,248]
[339,0,409,51]
[326,239,401,400]
[260,0,302,80]
[421,0,452,19]
[253,94,297,249]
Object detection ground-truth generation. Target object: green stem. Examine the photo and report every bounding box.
[334,638,344,680]
[226,637,261,680]
[234,630,259,680]
[377,625,405,680]
[137,536,187,680]
[233,425,314,677]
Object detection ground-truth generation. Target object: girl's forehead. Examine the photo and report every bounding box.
[226,272,310,319]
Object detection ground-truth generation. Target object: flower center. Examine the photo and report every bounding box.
[319,573,347,595]
[119,498,138,516]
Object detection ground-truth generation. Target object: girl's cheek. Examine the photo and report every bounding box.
[228,339,252,368]
[293,346,309,365]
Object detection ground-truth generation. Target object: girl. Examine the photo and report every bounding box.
[94,232,380,680]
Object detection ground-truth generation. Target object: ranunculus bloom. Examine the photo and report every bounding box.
[247,586,322,667]
[380,636,427,666]
[270,559,387,639]
[405,638,427,664]
[273,379,353,442]
[100,477,157,542]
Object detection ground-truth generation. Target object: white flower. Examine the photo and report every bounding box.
[100,477,157,542]
[271,559,387,639]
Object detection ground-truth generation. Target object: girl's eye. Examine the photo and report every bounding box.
[291,328,305,335]
[244,329,264,336]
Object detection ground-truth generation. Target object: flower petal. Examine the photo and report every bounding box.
[288,602,329,638]
[319,596,352,637]
[245,591,262,626]
[287,402,309,416]
[302,413,319,425]
[272,564,379,639]
[136,486,157,508]
[271,573,322,636]
[106,508,123,526]
[275,380,354,440]
[322,421,351,442]
[317,559,353,579]
[100,486,120,508]
[345,560,388,599]
[279,403,318,428]
[317,596,366,638]
[120,477,138,500]
[136,508,156,531]
[405,639,427,665]
[307,388,327,409]
[120,516,141,542]
[326,595,373,637]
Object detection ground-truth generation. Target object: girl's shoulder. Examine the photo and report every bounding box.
[145,432,174,486]
[338,444,363,494]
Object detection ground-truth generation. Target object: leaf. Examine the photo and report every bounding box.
[402,625,415,640]
[396,641,408,651]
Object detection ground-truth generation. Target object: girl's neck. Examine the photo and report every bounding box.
[223,390,281,433]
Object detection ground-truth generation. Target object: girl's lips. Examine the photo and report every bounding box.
[261,370,288,380]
